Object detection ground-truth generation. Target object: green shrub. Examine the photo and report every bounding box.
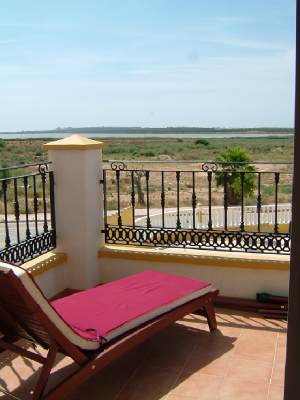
[263,186,275,195]
[195,138,209,146]
[0,163,11,179]
[144,151,155,157]
[280,186,292,194]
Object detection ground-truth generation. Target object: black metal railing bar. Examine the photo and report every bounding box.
[0,163,56,265]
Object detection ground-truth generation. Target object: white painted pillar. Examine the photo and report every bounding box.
[43,135,106,290]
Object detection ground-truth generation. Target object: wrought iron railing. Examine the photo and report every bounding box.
[102,161,292,254]
[135,204,292,230]
[0,163,56,264]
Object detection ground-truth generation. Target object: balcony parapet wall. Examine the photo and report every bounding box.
[98,245,289,299]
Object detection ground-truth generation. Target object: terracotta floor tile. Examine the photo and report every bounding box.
[277,332,287,348]
[143,347,191,371]
[117,341,153,365]
[226,358,273,383]
[46,362,80,393]
[0,353,42,371]
[215,313,247,329]
[0,351,16,364]
[96,359,139,385]
[66,380,124,400]
[50,354,76,372]
[239,329,278,347]
[172,372,223,399]
[193,337,236,358]
[0,363,40,391]
[183,354,231,376]
[271,364,285,386]
[0,364,39,400]
[116,386,168,400]
[126,365,179,392]
[244,313,282,330]
[233,342,276,363]
[143,331,166,346]
[278,319,288,330]
[215,306,249,317]
[208,324,242,340]
[274,346,286,365]
[0,339,48,367]
[163,323,204,344]
[0,307,287,400]
[0,387,33,400]
[176,318,209,331]
[167,394,212,400]
[194,329,231,342]
[268,384,284,400]
[179,312,210,325]
[153,334,199,353]
[218,378,269,400]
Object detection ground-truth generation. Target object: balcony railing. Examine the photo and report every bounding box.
[0,163,56,265]
[103,161,292,254]
[135,204,292,230]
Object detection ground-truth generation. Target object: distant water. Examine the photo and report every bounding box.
[0,132,294,140]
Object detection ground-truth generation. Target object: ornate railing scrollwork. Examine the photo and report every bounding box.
[202,162,218,172]
[103,225,290,254]
[38,163,49,174]
[111,161,127,170]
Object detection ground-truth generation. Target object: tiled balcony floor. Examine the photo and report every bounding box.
[0,307,287,400]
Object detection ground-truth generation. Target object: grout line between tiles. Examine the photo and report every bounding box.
[266,326,281,400]
[113,344,155,400]
[164,321,209,400]
[215,307,249,399]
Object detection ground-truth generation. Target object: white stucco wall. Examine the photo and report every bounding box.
[34,263,67,299]
[98,256,289,299]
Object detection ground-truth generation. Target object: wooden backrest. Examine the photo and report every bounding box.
[0,263,97,364]
[0,265,53,348]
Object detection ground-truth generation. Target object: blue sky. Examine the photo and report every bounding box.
[0,0,296,131]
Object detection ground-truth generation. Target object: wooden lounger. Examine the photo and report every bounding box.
[0,261,219,400]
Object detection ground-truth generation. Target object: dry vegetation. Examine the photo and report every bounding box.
[0,136,294,211]
[100,135,294,210]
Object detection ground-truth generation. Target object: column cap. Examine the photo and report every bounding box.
[42,134,107,150]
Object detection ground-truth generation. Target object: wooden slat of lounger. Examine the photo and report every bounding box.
[0,269,90,365]
[0,339,46,364]
[43,289,219,400]
[0,302,53,348]
[0,302,49,345]
[0,304,30,334]
[0,281,53,348]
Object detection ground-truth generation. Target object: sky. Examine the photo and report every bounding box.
[0,0,297,132]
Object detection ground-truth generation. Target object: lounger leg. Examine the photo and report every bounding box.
[192,290,219,331]
[203,301,218,331]
[32,341,59,400]
[193,299,218,330]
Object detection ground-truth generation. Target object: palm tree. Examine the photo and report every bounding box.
[215,147,257,205]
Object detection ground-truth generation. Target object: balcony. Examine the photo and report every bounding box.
[0,136,289,399]
[0,306,286,399]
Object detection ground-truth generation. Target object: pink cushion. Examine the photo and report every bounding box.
[51,270,211,343]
